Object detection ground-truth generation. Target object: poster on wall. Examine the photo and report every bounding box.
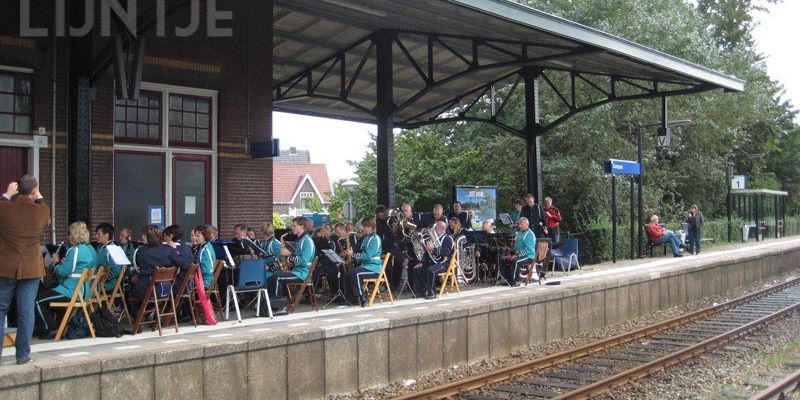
[453,186,498,230]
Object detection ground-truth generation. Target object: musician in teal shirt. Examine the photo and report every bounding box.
[343,217,383,306]
[503,217,537,285]
[259,222,283,281]
[268,217,316,300]
[35,222,99,337]
[193,225,217,288]
[95,223,123,291]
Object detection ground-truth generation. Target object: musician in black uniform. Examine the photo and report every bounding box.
[398,203,422,294]
[312,226,340,298]
[447,201,472,230]
[420,203,447,229]
[414,221,454,299]
[521,193,548,238]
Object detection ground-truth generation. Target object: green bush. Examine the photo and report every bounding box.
[785,216,800,236]
[577,216,762,264]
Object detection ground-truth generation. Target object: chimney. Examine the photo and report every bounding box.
[289,147,297,155]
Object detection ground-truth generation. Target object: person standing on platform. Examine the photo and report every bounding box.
[686,205,705,255]
[510,199,524,225]
[343,217,383,307]
[420,203,447,229]
[521,194,547,238]
[0,178,50,364]
[543,197,563,243]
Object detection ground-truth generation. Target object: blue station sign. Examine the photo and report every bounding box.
[604,159,641,176]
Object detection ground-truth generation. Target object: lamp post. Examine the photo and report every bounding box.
[342,179,359,223]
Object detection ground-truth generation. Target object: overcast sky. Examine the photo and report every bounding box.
[273,2,799,184]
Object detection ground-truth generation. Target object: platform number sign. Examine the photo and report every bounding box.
[730,175,746,190]
[656,127,671,147]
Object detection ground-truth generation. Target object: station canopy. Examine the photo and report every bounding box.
[273,0,745,134]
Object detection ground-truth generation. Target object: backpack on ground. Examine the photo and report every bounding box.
[91,307,123,337]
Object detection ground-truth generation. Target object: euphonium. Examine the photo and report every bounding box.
[337,235,353,269]
[399,217,417,238]
[455,235,478,284]
[416,227,446,263]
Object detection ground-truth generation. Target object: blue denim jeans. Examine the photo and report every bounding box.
[688,227,702,254]
[656,230,682,256]
[0,277,40,362]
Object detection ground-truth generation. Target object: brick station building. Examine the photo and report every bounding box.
[0,1,274,241]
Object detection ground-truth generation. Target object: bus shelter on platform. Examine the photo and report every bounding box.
[730,189,789,241]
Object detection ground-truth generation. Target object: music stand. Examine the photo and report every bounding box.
[322,250,349,307]
[487,234,512,286]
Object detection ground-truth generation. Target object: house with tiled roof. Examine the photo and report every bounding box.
[273,152,332,217]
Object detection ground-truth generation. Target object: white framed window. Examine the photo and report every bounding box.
[113,82,218,228]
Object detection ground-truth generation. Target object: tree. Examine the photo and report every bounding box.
[303,195,324,213]
[272,211,286,229]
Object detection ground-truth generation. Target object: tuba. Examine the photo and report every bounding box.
[455,235,478,284]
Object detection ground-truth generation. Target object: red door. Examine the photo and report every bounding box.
[0,146,28,188]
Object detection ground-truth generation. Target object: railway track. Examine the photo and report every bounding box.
[749,368,800,400]
[394,276,800,400]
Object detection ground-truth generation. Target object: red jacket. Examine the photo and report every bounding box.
[544,206,562,229]
[646,223,665,244]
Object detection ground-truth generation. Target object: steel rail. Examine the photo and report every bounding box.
[552,296,800,399]
[393,277,800,400]
[748,368,800,400]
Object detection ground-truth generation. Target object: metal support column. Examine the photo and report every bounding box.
[630,176,635,259]
[375,30,396,208]
[67,2,93,224]
[636,126,643,257]
[611,175,617,264]
[522,67,543,201]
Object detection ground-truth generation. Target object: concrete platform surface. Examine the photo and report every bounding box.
[0,238,798,399]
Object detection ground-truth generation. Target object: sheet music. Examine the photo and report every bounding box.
[106,244,132,266]
[498,213,513,225]
[223,245,236,268]
[322,249,345,264]
[243,237,267,257]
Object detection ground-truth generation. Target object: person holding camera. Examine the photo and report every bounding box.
[0,177,51,364]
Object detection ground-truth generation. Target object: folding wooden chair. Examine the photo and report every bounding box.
[361,253,394,306]
[87,266,106,313]
[168,263,199,327]
[525,240,550,286]
[102,266,131,325]
[100,266,133,325]
[132,267,179,336]
[437,250,460,296]
[205,260,225,314]
[52,268,96,341]
[285,257,319,313]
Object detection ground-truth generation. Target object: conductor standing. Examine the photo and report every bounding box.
[0,177,50,365]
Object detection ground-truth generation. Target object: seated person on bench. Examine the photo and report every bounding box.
[646,215,683,258]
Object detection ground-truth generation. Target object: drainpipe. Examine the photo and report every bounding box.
[50,27,57,243]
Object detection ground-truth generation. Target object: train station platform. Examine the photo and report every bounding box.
[2,238,799,399]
